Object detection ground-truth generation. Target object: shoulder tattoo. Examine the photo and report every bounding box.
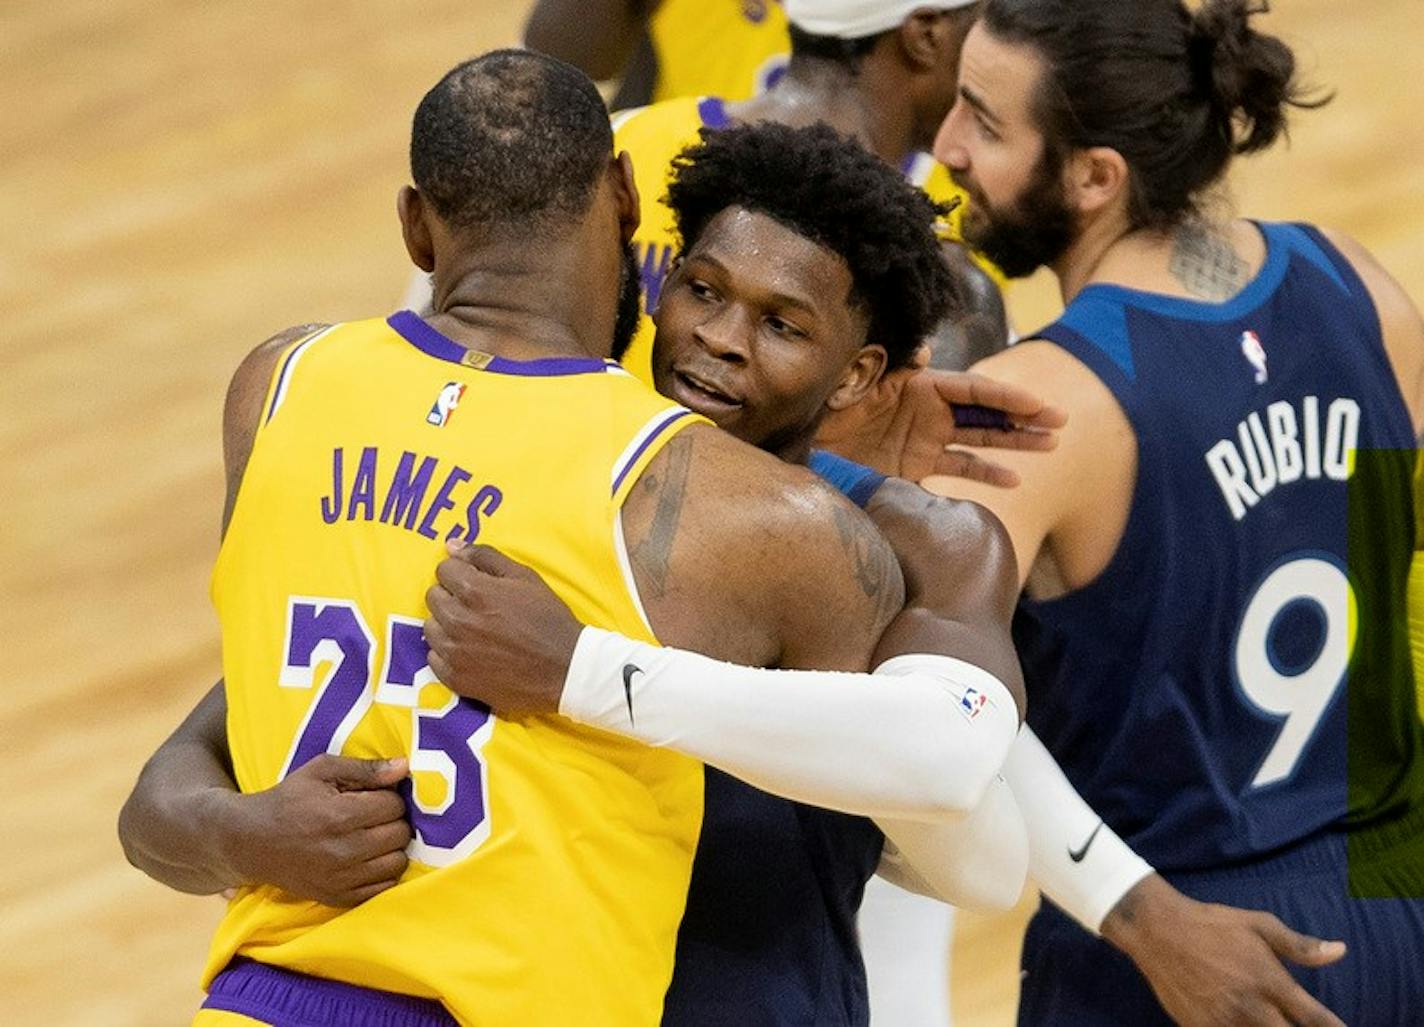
[626,431,694,599]
[830,501,904,629]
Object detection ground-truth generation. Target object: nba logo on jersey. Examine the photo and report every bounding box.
[1240,330,1268,384]
[427,382,466,427]
[958,686,989,722]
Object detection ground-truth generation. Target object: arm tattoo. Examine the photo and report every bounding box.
[831,502,903,628]
[626,433,693,598]
[1168,223,1251,302]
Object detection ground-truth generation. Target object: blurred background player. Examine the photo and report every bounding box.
[926,0,1424,1023]
[525,0,791,110]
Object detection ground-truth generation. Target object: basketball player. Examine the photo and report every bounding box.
[915,1,1424,1023]
[124,112,1348,1027]
[121,92,1040,1024]
[524,0,790,109]
[612,0,1007,389]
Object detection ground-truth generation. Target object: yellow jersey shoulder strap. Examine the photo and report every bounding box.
[258,322,342,430]
[609,392,704,508]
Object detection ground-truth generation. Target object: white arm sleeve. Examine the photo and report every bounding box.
[559,626,1020,821]
[874,774,1028,911]
[1002,725,1154,933]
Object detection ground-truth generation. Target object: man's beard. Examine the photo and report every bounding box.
[610,243,642,363]
[960,150,1075,280]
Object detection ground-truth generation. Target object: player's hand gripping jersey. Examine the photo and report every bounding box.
[206,313,706,1026]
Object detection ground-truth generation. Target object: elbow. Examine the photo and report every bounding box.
[960,849,1028,912]
[928,765,1000,820]
[928,718,1019,819]
[116,784,153,874]
[116,796,139,868]
[954,787,1030,911]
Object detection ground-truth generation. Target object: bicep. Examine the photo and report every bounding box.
[626,428,899,671]
[773,494,904,673]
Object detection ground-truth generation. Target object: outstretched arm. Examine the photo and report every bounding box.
[424,456,1023,822]
[813,362,1067,487]
[1006,726,1347,1027]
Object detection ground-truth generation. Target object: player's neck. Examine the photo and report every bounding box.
[1054,217,1266,306]
[428,247,618,362]
[735,62,918,166]
[1050,207,1138,304]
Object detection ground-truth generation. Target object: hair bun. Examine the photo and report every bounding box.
[1188,0,1318,154]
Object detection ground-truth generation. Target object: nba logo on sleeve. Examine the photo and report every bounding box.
[957,686,990,722]
[427,382,466,427]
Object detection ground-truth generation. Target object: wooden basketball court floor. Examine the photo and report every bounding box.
[2,1,1419,1022]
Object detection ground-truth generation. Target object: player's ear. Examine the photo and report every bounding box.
[897,8,949,71]
[398,186,435,273]
[825,345,889,411]
[612,151,642,243]
[1066,146,1129,222]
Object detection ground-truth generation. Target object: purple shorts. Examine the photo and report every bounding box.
[202,959,458,1027]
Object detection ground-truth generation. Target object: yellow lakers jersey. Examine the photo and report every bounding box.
[613,96,1001,386]
[649,0,789,103]
[206,313,707,1026]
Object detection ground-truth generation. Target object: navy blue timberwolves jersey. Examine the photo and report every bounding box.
[662,450,888,1027]
[1016,221,1424,871]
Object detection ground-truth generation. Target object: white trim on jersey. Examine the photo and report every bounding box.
[266,325,337,423]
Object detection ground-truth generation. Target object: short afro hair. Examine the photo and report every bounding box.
[411,50,612,235]
[665,121,954,368]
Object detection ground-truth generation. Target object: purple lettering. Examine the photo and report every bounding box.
[638,242,674,314]
[347,447,378,521]
[280,600,374,775]
[321,448,344,524]
[458,485,504,543]
[418,466,472,540]
[380,451,438,530]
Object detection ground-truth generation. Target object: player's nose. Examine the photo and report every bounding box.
[693,305,752,362]
[933,104,971,171]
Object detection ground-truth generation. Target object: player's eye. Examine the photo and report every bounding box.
[976,115,1000,142]
[765,316,805,339]
[688,279,718,302]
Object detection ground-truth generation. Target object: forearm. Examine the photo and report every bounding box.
[560,628,1019,820]
[1002,725,1154,933]
[876,774,1028,910]
[117,685,245,894]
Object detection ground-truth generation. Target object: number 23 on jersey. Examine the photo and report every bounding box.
[278,595,494,867]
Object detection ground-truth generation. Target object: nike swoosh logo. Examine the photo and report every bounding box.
[621,664,642,727]
[1068,820,1105,863]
